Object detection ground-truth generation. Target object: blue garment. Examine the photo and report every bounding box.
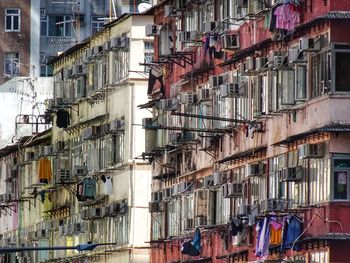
[83,177,96,199]
[255,217,271,257]
[181,228,201,256]
[282,215,302,251]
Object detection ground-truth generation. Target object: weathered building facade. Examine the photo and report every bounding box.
[143,0,350,262]
[0,14,154,263]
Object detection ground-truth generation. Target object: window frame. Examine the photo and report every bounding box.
[5,8,20,32]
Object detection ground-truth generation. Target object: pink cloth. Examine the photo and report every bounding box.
[274,4,300,31]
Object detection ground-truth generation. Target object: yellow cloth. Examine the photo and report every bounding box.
[38,158,52,182]
[270,225,282,245]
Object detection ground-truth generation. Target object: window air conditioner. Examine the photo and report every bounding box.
[222,183,242,197]
[162,187,173,201]
[111,36,129,49]
[245,163,265,177]
[255,57,268,71]
[213,172,225,186]
[220,83,240,97]
[299,37,320,52]
[179,93,196,104]
[203,175,214,188]
[209,75,224,89]
[43,146,52,156]
[204,21,218,33]
[298,143,324,159]
[72,165,88,176]
[149,201,165,212]
[146,25,160,36]
[288,48,300,64]
[197,88,210,102]
[158,98,178,110]
[109,119,125,133]
[164,5,174,17]
[279,166,304,182]
[245,56,255,72]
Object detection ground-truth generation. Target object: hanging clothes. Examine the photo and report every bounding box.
[82,177,96,200]
[274,3,300,31]
[147,68,164,95]
[38,157,52,184]
[181,228,201,256]
[281,215,302,251]
[76,181,87,201]
[104,176,113,195]
[270,218,283,245]
[56,109,70,128]
[230,218,243,236]
[255,217,271,257]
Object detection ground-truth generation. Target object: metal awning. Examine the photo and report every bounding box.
[272,123,350,146]
[218,146,267,164]
[137,99,160,109]
[216,249,249,260]
[64,114,107,135]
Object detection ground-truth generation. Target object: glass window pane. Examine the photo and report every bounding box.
[6,16,11,30]
[334,171,348,200]
[40,21,47,36]
[13,16,19,30]
[335,52,350,91]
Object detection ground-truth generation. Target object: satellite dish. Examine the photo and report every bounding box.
[138,3,152,13]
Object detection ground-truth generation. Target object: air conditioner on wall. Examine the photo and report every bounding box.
[179,31,200,42]
[279,166,304,182]
[298,143,324,159]
[255,57,268,71]
[222,33,240,49]
[179,93,196,104]
[149,201,165,213]
[145,25,160,36]
[72,165,88,176]
[220,83,240,98]
[197,88,210,102]
[204,21,218,33]
[299,37,320,52]
[158,98,178,110]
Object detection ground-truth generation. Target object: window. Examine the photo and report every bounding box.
[333,157,350,200]
[4,53,20,76]
[40,64,53,77]
[41,15,72,37]
[279,69,295,105]
[167,198,181,237]
[295,64,307,100]
[111,50,129,83]
[335,51,350,92]
[91,17,104,35]
[5,9,20,32]
[310,51,331,98]
[310,251,329,263]
[215,188,230,225]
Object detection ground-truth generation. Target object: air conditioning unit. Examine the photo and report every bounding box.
[260,198,276,212]
[245,56,255,72]
[237,203,259,216]
[83,48,92,63]
[90,207,102,218]
[38,146,44,157]
[178,181,192,193]
[220,83,240,98]
[255,57,268,71]
[73,165,88,176]
[172,184,180,196]
[179,31,200,42]
[111,36,129,49]
[72,64,85,77]
[162,187,173,201]
[197,88,210,102]
[158,98,178,110]
[169,132,181,144]
[288,48,301,64]
[36,229,48,239]
[142,118,153,128]
[149,201,165,213]
[98,206,107,217]
[92,45,103,57]
[64,224,73,236]
[213,172,225,186]
[203,176,214,188]
[222,183,242,197]
[104,40,111,51]
[209,75,224,89]
[145,25,160,36]
[279,166,304,182]
[180,93,196,104]
[298,143,324,159]
[245,163,265,177]
[82,126,101,140]
[268,51,286,68]
[57,169,70,182]
[238,62,246,76]
[299,37,320,52]
[222,33,239,49]
[204,21,218,33]
[109,119,125,133]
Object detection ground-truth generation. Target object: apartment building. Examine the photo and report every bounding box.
[143,0,350,262]
[0,13,154,263]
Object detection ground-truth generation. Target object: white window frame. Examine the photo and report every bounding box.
[4,52,20,76]
[5,9,20,32]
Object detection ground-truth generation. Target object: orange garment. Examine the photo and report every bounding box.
[38,157,52,182]
[270,223,282,245]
